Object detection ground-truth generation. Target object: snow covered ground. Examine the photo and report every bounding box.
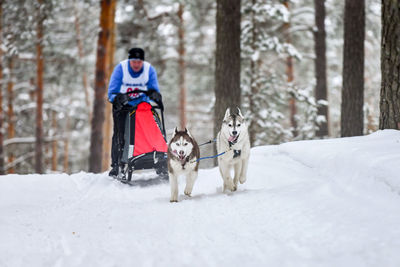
[1,130,400,267]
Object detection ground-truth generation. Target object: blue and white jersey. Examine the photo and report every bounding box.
[107,59,160,107]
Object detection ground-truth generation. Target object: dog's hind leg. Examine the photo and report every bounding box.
[169,172,179,202]
[184,171,198,197]
[233,163,242,190]
[239,158,249,184]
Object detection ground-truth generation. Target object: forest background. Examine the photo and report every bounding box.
[0,0,392,174]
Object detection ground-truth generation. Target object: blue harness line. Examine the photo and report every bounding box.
[190,136,241,163]
[195,151,227,162]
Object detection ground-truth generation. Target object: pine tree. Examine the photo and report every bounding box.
[341,0,365,137]
[314,0,329,137]
[214,0,241,131]
[35,0,45,174]
[89,0,117,173]
[379,0,400,130]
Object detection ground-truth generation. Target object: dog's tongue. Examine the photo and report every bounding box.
[228,135,236,142]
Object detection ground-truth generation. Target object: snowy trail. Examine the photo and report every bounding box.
[1,130,400,267]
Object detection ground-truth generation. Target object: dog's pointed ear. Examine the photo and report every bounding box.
[237,107,244,119]
[186,128,193,138]
[173,126,178,136]
[224,108,230,120]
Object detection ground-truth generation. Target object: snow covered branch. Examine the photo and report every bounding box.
[4,135,66,147]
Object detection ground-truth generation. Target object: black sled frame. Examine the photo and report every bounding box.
[115,91,168,186]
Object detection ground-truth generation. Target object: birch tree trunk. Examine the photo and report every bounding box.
[341,0,365,137]
[379,0,400,130]
[89,0,117,173]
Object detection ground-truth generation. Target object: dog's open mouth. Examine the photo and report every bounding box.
[228,135,238,143]
[178,155,186,161]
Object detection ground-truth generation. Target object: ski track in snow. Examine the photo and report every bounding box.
[1,130,400,267]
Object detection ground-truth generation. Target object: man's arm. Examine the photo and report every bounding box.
[107,64,123,102]
[147,65,160,93]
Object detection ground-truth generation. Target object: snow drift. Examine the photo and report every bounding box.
[1,130,400,267]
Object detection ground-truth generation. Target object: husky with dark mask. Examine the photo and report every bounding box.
[167,127,200,202]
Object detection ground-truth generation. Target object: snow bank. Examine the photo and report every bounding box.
[1,130,400,267]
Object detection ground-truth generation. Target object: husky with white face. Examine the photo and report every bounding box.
[167,127,200,202]
[216,107,250,192]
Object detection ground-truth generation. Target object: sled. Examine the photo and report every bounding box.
[115,90,169,185]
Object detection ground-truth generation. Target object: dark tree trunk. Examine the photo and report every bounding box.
[178,3,187,130]
[35,0,45,173]
[89,0,117,173]
[314,0,329,137]
[214,0,241,135]
[51,110,57,171]
[379,0,400,130]
[0,1,4,175]
[6,58,15,173]
[341,0,365,137]
[102,0,117,172]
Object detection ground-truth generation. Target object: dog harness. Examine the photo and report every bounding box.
[172,150,191,169]
[229,135,241,159]
[190,134,242,163]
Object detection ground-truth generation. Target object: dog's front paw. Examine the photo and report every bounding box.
[224,180,236,192]
[239,176,247,184]
[184,185,193,196]
[170,198,178,203]
[232,184,237,191]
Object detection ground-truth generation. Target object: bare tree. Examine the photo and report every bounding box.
[73,0,92,121]
[379,0,400,130]
[35,0,45,173]
[0,1,4,175]
[89,0,117,173]
[63,115,70,173]
[51,110,57,171]
[214,0,241,133]
[341,0,365,137]
[178,3,187,129]
[102,0,117,172]
[7,58,15,173]
[283,0,297,138]
[314,0,329,137]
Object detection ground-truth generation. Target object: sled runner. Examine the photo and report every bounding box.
[114,90,169,186]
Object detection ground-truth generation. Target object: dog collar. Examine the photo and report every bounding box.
[173,150,189,168]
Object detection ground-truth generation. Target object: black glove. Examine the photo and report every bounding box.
[148,89,163,110]
[113,93,129,111]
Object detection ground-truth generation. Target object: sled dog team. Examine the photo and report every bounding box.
[167,107,250,202]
